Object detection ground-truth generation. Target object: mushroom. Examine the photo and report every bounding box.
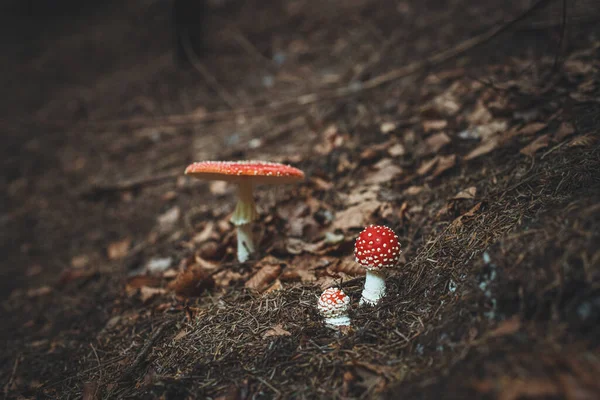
[185,160,305,262]
[354,225,401,305]
[317,287,351,329]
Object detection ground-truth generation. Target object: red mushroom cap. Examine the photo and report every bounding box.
[317,287,350,318]
[185,160,305,185]
[354,225,401,271]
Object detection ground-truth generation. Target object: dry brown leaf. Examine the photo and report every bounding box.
[487,316,521,338]
[262,324,291,339]
[452,186,477,200]
[107,238,131,260]
[82,381,99,400]
[157,206,180,232]
[331,257,365,276]
[380,122,397,134]
[404,186,425,196]
[515,122,547,136]
[71,255,89,268]
[428,154,456,179]
[417,156,439,176]
[126,275,162,290]
[451,202,482,229]
[366,159,403,184]
[568,134,597,148]
[213,269,244,288]
[388,143,406,157]
[554,122,576,141]
[332,200,384,231]
[467,101,493,125]
[345,184,379,205]
[168,265,214,297]
[27,286,52,297]
[263,279,283,294]
[245,260,282,292]
[520,134,550,157]
[422,119,448,132]
[464,138,499,161]
[192,222,216,243]
[139,286,167,303]
[425,132,451,153]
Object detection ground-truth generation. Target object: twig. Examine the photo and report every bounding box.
[123,322,170,379]
[89,343,102,397]
[3,354,20,399]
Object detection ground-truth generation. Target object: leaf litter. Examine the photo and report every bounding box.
[3,1,600,399]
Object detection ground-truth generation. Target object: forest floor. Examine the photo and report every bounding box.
[1,0,599,399]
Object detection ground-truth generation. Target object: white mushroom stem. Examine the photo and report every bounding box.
[230,181,259,263]
[235,223,255,263]
[360,269,386,305]
[324,314,351,328]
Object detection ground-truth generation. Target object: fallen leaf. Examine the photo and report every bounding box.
[157,206,180,232]
[425,132,451,153]
[168,265,214,297]
[451,202,482,230]
[568,134,597,148]
[71,255,89,269]
[330,257,365,276]
[428,154,456,179]
[245,258,283,291]
[263,324,291,339]
[422,119,448,132]
[27,286,52,297]
[366,159,403,184]
[126,275,162,290]
[467,101,493,125]
[380,122,396,134]
[520,134,550,157]
[263,279,283,293]
[515,122,547,137]
[82,381,99,400]
[388,143,406,157]
[417,156,439,176]
[459,121,508,141]
[404,186,425,196]
[452,186,477,200]
[140,286,167,303]
[107,238,131,260]
[464,138,499,161]
[332,200,384,230]
[554,122,575,141]
[487,316,521,338]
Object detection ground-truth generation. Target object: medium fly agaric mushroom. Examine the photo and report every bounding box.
[317,287,351,329]
[354,225,401,305]
[185,160,305,262]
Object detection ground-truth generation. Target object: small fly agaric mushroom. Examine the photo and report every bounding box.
[317,287,351,329]
[185,160,304,262]
[354,225,401,305]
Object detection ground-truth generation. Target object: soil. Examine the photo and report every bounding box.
[1,0,599,399]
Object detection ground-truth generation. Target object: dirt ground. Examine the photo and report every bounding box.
[1,0,599,399]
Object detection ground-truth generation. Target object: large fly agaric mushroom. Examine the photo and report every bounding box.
[185,160,305,262]
[317,287,351,329]
[354,225,401,305]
